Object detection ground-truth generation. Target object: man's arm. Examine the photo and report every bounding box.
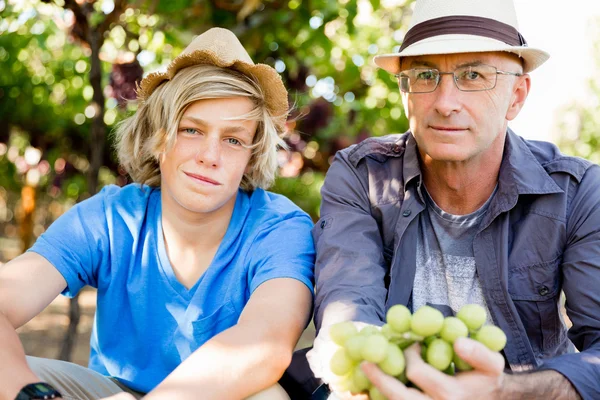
[0,252,68,399]
[312,149,388,333]
[534,165,600,399]
[307,148,390,387]
[144,278,312,400]
[500,371,580,399]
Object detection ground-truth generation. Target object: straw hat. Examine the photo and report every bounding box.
[374,0,550,74]
[137,27,288,130]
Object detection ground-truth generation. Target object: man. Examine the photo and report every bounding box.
[307,0,600,399]
[0,28,314,400]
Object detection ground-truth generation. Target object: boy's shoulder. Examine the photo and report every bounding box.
[245,188,312,226]
[79,183,157,220]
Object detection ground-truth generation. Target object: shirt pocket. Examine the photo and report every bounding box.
[192,300,239,347]
[508,257,565,356]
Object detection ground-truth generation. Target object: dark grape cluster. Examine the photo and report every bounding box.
[328,304,507,399]
[109,60,144,107]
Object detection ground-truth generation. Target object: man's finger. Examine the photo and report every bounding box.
[454,338,505,375]
[361,361,429,400]
[403,343,455,395]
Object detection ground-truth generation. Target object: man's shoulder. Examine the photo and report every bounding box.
[523,138,594,183]
[338,132,410,167]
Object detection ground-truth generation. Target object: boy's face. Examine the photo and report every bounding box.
[159,97,257,216]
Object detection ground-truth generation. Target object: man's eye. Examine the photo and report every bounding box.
[461,71,481,80]
[416,70,435,80]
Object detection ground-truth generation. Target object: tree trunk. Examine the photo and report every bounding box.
[59,29,106,362]
[87,29,106,197]
[18,185,36,254]
[58,292,81,361]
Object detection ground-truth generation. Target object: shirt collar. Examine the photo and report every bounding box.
[499,129,563,195]
[402,133,422,189]
[401,129,563,195]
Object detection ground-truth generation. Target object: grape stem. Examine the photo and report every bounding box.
[388,332,425,346]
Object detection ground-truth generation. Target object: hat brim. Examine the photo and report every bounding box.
[137,50,289,130]
[373,34,550,74]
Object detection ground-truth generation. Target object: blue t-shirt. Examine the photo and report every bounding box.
[28,184,315,392]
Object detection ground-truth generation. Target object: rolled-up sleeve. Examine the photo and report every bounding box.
[312,149,388,334]
[538,165,600,399]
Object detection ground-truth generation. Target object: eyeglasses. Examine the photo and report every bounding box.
[396,64,523,93]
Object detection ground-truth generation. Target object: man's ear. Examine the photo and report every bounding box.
[506,74,531,121]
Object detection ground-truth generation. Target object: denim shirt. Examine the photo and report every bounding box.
[313,130,600,399]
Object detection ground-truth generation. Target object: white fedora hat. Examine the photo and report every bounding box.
[374,0,550,74]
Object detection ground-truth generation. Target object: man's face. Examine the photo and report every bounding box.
[399,52,529,164]
[159,97,257,216]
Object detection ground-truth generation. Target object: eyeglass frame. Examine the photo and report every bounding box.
[394,64,523,93]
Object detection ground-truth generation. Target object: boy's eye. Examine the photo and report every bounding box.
[182,128,198,134]
[227,138,241,146]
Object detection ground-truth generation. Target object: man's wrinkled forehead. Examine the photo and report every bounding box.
[399,51,524,70]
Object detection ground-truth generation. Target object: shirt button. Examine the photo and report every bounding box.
[393,144,402,153]
[320,220,327,229]
[402,210,411,217]
[538,286,550,296]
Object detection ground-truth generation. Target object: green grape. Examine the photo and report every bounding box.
[453,353,473,371]
[378,343,406,376]
[474,325,507,352]
[443,362,455,376]
[335,373,354,392]
[421,342,428,359]
[335,374,354,392]
[423,335,437,346]
[330,321,359,346]
[361,334,389,363]
[369,386,388,400]
[440,317,469,344]
[330,348,355,376]
[344,334,367,361]
[411,306,444,337]
[360,325,381,337]
[426,338,454,371]
[386,304,412,333]
[396,370,408,384]
[398,338,415,350]
[381,324,395,340]
[344,376,360,395]
[352,364,371,392]
[456,304,487,331]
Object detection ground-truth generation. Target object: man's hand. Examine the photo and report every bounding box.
[307,322,378,387]
[362,338,505,399]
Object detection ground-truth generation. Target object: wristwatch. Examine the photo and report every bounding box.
[15,383,62,400]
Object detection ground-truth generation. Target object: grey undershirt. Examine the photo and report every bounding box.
[411,185,497,321]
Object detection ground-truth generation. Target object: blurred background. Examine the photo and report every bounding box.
[1,0,599,366]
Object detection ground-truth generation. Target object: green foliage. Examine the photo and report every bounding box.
[557,17,600,164]
[0,0,415,233]
[271,172,325,220]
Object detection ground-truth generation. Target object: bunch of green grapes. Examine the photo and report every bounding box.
[328,304,507,400]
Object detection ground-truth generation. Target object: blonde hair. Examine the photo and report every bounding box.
[114,65,287,190]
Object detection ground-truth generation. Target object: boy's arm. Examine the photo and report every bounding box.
[0,252,67,399]
[145,277,312,400]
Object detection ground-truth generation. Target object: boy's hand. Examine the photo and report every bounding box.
[101,393,137,400]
